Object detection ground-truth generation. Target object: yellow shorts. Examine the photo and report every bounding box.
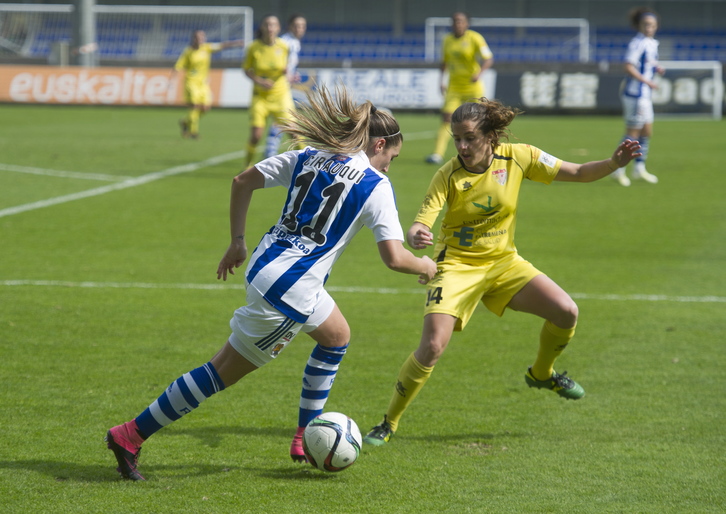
[184,83,212,106]
[442,82,485,114]
[249,92,294,128]
[423,253,542,331]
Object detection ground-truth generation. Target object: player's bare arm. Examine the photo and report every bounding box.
[217,167,265,280]
[555,140,642,183]
[376,239,437,284]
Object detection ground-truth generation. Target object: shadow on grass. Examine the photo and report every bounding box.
[158,424,295,448]
[0,459,241,483]
[402,431,527,443]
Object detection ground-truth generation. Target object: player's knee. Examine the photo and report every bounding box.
[554,299,578,329]
[416,336,448,366]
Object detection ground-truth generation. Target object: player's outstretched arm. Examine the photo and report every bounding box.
[377,240,437,285]
[555,139,642,183]
[217,167,265,280]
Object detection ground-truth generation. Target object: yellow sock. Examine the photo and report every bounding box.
[384,352,434,432]
[433,121,450,157]
[188,108,201,135]
[244,141,258,168]
[530,321,576,381]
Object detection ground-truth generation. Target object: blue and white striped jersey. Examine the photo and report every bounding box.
[280,32,301,75]
[248,148,404,322]
[623,33,660,99]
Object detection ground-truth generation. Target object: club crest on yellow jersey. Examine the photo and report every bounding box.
[492,169,508,185]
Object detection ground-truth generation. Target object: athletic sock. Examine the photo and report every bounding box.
[265,124,282,158]
[530,321,576,381]
[297,343,348,429]
[188,108,201,135]
[244,141,258,167]
[134,362,225,439]
[433,121,450,158]
[635,136,649,164]
[384,352,434,432]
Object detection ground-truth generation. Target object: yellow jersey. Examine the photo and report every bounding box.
[414,143,561,264]
[174,43,221,87]
[243,38,290,97]
[442,30,493,90]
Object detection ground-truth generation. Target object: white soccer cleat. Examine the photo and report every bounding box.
[632,164,658,184]
[425,153,443,165]
[611,168,631,187]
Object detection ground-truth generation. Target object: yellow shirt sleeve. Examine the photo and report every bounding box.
[520,145,561,184]
[414,165,451,229]
[174,48,190,71]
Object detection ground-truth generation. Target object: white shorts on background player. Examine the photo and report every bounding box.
[621,94,654,128]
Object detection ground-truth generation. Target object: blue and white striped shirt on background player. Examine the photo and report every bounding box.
[623,32,659,99]
[281,32,301,77]
[247,147,404,322]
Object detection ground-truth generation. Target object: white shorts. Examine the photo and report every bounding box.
[228,285,335,368]
[621,94,654,128]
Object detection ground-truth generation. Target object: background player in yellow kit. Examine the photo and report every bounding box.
[171,30,244,139]
[242,15,296,167]
[425,12,494,165]
[364,98,642,445]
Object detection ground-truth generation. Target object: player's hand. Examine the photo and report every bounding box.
[407,228,434,250]
[611,139,642,168]
[418,255,437,285]
[217,242,247,281]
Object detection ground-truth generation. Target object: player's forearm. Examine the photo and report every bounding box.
[378,240,430,275]
[229,168,265,241]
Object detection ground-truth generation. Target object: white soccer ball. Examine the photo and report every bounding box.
[302,412,362,472]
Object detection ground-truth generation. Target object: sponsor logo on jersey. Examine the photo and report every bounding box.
[271,226,312,254]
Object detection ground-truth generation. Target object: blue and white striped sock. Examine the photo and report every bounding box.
[265,124,283,159]
[135,362,225,438]
[298,343,348,428]
[635,136,649,164]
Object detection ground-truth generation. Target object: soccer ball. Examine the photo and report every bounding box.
[302,412,362,472]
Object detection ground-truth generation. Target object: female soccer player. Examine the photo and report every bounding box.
[611,7,664,186]
[425,11,494,165]
[171,30,244,139]
[364,99,641,446]
[104,84,436,480]
[264,14,307,159]
[242,14,296,167]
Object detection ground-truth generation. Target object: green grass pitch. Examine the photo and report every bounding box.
[0,104,724,513]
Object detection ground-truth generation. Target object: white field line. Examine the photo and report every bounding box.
[0,163,133,181]
[0,149,247,219]
[1,279,724,303]
[0,129,437,220]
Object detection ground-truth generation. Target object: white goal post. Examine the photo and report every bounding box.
[425,17,590,63]
[654,61,723,120]
[0,4,253,62]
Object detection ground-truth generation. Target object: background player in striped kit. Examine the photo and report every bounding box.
[611,7,664,186]
[264,14,307,159]
[105,84,437,480]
